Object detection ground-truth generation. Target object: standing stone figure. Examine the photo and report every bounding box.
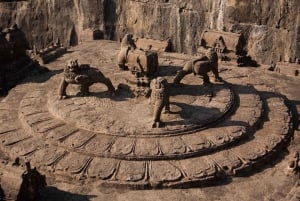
[173,48,222,85]
[150,77,170,128]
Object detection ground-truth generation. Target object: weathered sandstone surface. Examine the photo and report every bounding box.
[0,0,299,63]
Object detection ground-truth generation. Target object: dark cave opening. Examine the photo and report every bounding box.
[69,25,78,46]
[103,0,117,40]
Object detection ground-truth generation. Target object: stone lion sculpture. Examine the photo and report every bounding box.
[117,33,137,70]
[58,59,115,99]
[150,77,170,128]
[173,48,222,85]
[120,33,137,49]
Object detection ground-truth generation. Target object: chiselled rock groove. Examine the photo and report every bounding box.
[0,72,293,189]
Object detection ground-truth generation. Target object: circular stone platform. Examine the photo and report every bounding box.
[0,41,296,191]
[47,83,233,136]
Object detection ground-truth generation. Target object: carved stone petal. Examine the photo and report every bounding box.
[234,142,267,162]
[19,106,47,116]
[206,132,230,147]
[228,126,246,139]
[180,157,217,179]
[20,97,44,107]
[82,135,115,155]
[258,134,283,151]
[269,109,291,123]
[266,122,290,136]
[54,152,91,174]
[116,161,146,182]
[242,149,267,161]
[28,146,66,166]
[23,113,52,126]
[0,130,31,146]
[60,130,95,148]
[181,133,211,151]
[87,157,117,179]
[134,138,159,157]
[109,137,135,155]
[9,138,40,157]
[159,137,186,155]
[213,151,243,174]
[46,125,79,142]
[150,161,182,186]
[33,119,65,134]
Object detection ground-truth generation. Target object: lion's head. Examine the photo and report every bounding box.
[206,48,218,63]
[65,59,79,72]
[121,33,137,49]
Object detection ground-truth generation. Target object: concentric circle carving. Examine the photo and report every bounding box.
[47,83,233,136]
[0,47,294,189]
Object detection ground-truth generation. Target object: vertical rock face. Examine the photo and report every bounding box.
[225,0,300,63]
[0,0,299,64]
[0,0,105,50]
[116,0,300,63]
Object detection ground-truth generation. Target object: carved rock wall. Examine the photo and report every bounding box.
[116,0,300,64]
[0,0,299,64]
[226,0,300,63]
[0,0,105,50]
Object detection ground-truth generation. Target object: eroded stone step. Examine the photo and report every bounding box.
[74,84,263,160]
[15,83,264,161]
[207,96,292,176]
[53,152,92,174]
[28,146,67,167]
[7,137,42,158]
[2,80,291,188]
[106,95,291,188]
[0,130,32,146]
[35,93,290,188]
[229,84,263,128]
[0,89,26,110]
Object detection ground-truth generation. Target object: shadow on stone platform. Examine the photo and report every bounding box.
[40,187,97,201]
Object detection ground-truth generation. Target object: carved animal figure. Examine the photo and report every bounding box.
[120,33,137,49]
[150,77,170,128]
[58,59,115,99]
[213,36,226,53]
[173,48,222,85]
[117,34,158,77]
[118,34,137,70]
